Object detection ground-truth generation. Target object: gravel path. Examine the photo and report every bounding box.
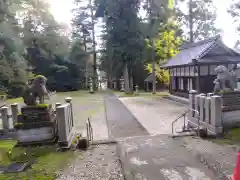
[57,144,124,180]
[104,93,149,139]
[56,92,125,180]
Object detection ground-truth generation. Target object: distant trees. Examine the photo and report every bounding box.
[175,0,220,42]
[0,0,87,97]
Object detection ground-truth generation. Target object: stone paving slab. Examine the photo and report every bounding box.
[183,137,237,179]
[116,135,217,180]
[104,94,149,139]
[120,97,188,135]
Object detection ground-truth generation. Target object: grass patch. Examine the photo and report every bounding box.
[0,140,77,180]
[57,90,91,97]
[212,128,240,145]
[7,97,23,104]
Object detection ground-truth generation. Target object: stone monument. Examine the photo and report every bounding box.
[15,75,57,145]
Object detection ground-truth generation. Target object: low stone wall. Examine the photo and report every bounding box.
[188,91,223,135]
[188,90,240,135]
[220,91,240,112]
[0,97,76,147]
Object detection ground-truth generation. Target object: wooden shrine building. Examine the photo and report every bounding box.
[162,36,240,98]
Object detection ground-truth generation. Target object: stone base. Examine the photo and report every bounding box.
[188,117,223,136]
[19,104,54,123]
[16,126,56,143]
[58,127,76,149]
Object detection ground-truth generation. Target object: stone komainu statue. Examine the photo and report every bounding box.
[213,65,240,94]
[23,75,50,106]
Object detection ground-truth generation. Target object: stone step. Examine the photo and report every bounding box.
[172,131,197,138]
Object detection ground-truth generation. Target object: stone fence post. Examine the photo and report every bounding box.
[11,103,18,125]
[195,94,202,118]
[1,106,9,131]
[55,103,61,109]
[205,97,211,125]
[65,97,73,126]
[210,95,223,135]
[56,102,74,148]
[189,90,197,118]
[199,95,206,122]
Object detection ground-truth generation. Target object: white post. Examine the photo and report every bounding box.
[1,106,9,131]
[56,103,75,147]
[210,95,223,135]
[55,103,61,108]
[189,90,197,118]
[65,97,73,127]
[205,97,211,124]
[199,95,206,122]
[56,105,68,144]
[11,103,18,125]
[195,94,201,118]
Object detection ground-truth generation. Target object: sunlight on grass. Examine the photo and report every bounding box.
[0,140,77,180]
[57,90,91,97]
[7,97,23,104]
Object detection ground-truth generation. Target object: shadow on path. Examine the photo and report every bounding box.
[104,92,149,139]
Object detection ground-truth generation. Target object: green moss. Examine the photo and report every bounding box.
[35,75,47,81]
[0,141,77,180]
[27,104,49,108]
[212,128,240,145]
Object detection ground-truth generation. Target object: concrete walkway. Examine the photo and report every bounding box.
[104,94,149,139]
[120,97,188,135]
[117,135,217,180]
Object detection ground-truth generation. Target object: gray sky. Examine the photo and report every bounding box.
[49,0,238,48]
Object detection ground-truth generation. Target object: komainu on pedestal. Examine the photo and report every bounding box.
[15,75,57,146]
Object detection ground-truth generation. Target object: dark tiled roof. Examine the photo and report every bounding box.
[161,35,240,68]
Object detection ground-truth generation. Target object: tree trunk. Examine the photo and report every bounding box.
[189,0,194,43]
[83,36,88,89]
[89,0,97,91]
[124,63,130,93]
[151,39,156,94]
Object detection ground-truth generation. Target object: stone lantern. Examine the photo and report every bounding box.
[135,85,139,95]
[89,78,94,93]
[120,77,125,92]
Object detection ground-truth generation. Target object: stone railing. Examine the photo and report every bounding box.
[188,90,223,135]
[0,97,76,148]
[188,90,240,135]
[0,103,19,132]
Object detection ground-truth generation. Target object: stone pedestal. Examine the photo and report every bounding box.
[89,78,94,93]
[135,85,139,95]
[14,104,57,145]
[120,78,124,92]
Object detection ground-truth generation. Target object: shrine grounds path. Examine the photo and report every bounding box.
[5,91,238,179]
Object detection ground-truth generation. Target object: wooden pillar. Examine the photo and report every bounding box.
[197,65,200,93]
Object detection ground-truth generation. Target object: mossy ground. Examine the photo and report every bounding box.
[0,140,76,180]
[212,128,240,146]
